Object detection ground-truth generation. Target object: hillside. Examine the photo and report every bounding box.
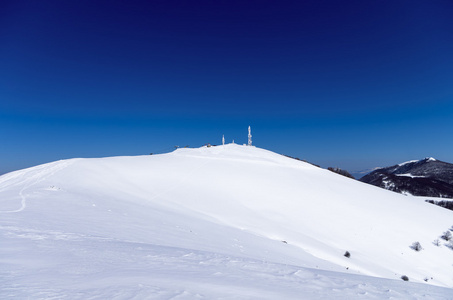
[1,144,452,298]
[360,158,453,198]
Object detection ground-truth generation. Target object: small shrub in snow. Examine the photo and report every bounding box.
[447,240,453,250]
[401,275,409,281]
[410,241,422,251]
[441,231,452,241]
[344,251,350,258]
[433,239,441,247]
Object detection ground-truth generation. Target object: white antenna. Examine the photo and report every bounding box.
[222,135,225,145]
[248,126,252,146]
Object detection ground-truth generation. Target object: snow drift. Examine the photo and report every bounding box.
[1,144,452,298]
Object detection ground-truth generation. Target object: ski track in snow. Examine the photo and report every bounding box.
[0,160,73,213]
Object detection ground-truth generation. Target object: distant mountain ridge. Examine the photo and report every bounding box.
[359,158,453,198]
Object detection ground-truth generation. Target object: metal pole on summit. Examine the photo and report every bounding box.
[248,126,252,146]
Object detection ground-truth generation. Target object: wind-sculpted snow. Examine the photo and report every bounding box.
[1,144,452,298]
[2,226,452,299]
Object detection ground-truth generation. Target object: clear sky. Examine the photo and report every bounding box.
[1,0,453,176]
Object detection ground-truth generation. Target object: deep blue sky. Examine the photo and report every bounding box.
[1,0,453,176]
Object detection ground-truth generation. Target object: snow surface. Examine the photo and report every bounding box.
[1,144,452,299]
[397,157,437,167]
[395,174,427,178]
[398,160,419,167]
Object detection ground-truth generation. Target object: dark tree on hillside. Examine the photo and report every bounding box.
[328,167,355,179]
[441,231,452,241]
[425,200,453,211]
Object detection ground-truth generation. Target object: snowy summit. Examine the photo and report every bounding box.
[1,144,452,299]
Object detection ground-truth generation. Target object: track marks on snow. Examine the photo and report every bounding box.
[0,160,74,213]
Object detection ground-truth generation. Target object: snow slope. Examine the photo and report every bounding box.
[1,144,452,299]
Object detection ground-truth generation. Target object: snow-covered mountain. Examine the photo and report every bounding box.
[1,144,452,299]
[359,157,453,198]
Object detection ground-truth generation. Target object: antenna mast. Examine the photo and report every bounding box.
[248,126,252,146]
